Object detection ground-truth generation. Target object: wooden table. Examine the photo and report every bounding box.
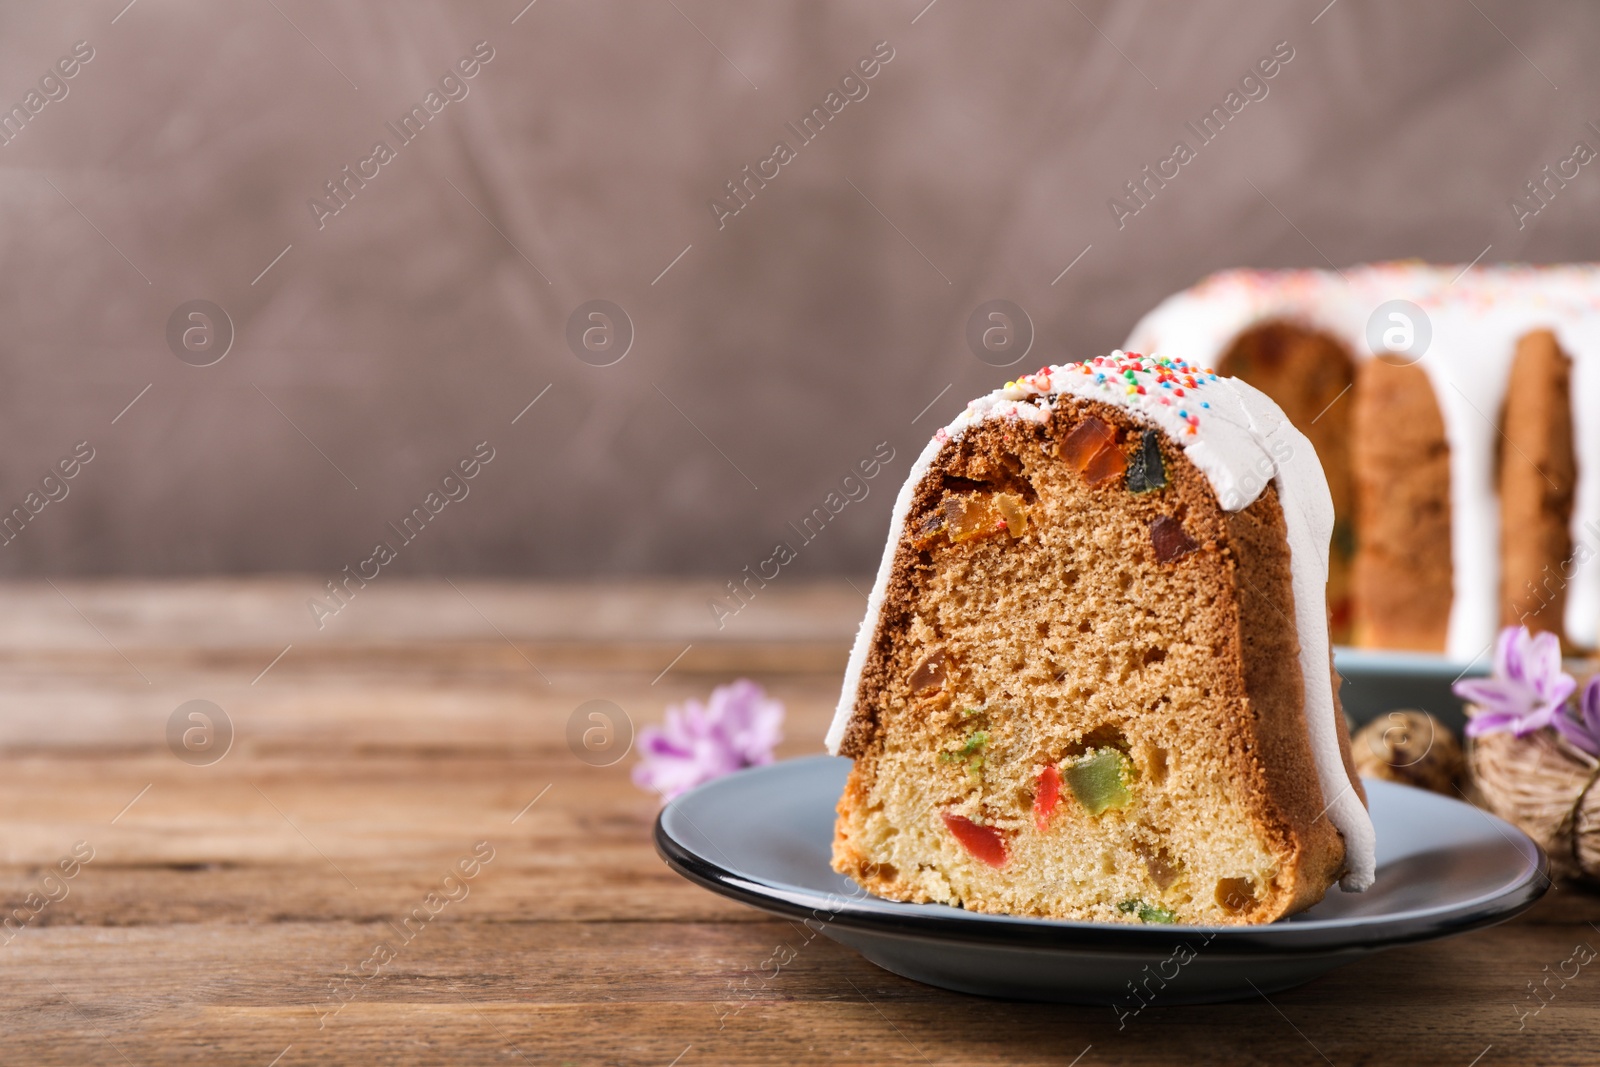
[3,578,1596,1065]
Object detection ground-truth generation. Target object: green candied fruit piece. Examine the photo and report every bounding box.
[957,730,990,756]
[1125,430,1168,493]
[1063,748,1133,815]
[939,730,990,761]
[1118,899,1177,924]
[940,730,990,778]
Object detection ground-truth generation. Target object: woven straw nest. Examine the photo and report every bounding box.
[1471,729,1600,882]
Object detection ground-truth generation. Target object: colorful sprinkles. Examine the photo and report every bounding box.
[981,352,1218,437]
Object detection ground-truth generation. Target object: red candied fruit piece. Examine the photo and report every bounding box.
[1061,417,1116,470]
[1150,514,1199,563]
[1082,443,1128,487]
[1033,766,1061,832]
[942,812,1008,868]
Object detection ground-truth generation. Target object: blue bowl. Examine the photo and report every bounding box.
[1332,646,1489,730]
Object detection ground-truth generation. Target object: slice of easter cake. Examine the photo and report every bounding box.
[827,354,1375,925]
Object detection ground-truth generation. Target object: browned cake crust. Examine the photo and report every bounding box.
[833,395,1358,925]
[1350,359,1453,651]
[1218,321,1358,642]
[1499,329,1577,640]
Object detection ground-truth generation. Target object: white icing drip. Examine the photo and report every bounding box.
[1127,262,1600,660]
[825,354,1377,892]
[826,432,946,757]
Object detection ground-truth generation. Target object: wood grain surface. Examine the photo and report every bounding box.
[1,578,1596,1066]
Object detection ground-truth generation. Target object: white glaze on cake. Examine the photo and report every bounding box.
[1127,262,1600,657]
[825,354,1378,892]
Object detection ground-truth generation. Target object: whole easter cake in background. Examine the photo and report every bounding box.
[1128,263,1598,655]
[827,355,1376,925]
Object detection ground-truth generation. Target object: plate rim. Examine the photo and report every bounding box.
[655,755,1550,956]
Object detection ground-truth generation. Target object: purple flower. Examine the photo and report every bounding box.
[1555,677,1600,757]
[632,679,784,801]
[1455,626,1575,738]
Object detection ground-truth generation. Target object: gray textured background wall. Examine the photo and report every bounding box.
[0,1,1594,578]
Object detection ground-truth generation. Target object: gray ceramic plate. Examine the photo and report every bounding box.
[656,755,1548,1004]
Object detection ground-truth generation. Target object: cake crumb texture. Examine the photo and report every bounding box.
[1499,329,1576,638]
[1350,358,1453,651]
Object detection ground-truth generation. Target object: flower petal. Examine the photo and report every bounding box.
[1510,702,1560,736]
[1583,677,1600,736]
[1496,626,1525,684]
[1524,630,1574,702]
[1465,708,1526,737]
[1556,709,1600,757]
[1454,677,1535,721]
[633,679,786,802]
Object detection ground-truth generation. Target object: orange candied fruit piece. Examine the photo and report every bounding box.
[942,812,1009,867]
[944,494,1000,543]
[1082,444,1127,487]
[1062,416,1127,487]
[920,491,1027,548]
[911,510,946,550]
[1061,416,1116,470]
